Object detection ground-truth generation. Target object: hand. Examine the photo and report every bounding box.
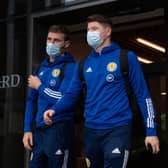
[145,136,160,154]
[43,110,56,125]
[23,132,33,151]
[28,75,41,89]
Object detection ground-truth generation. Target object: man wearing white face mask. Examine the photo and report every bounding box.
[43,15,160,168]
[23,25,75,168]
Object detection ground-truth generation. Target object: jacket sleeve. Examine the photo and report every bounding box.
[37,63,75,104]
[24,88,38,132]
[50,62,83,113]
[127,51,157,136]
[37,84,62,103]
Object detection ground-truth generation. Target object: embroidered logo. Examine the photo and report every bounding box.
[39,71,44,76]
[50,79,56,86]
[52,69,60,77]
[107,62,117,72]
[55,149,63,155]
[106,74,114,82]
[112,148,121,154]
[86,67,93,72]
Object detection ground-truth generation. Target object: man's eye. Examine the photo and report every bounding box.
[54,39,62,42]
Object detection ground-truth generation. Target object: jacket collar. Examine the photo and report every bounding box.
[41,52,74,67]
[90,41,120,57]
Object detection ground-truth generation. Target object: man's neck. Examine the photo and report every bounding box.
[49,56,55,63]
[49,52,65,62]
[96,39,111,53]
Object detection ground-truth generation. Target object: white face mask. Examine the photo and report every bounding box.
[87,31,104,49]
[46,43,61,57]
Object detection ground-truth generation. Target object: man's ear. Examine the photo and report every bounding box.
[106,27,112,37]
[64,40,71,48]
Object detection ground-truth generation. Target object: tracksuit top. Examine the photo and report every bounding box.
[51,42,157,136]
[24,53,75,132]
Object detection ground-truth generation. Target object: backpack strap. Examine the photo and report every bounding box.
[120,49,128,77]
[120,49,131,95]
[78,57,88,94]
[78,58,87,84]
[59,62,69,82]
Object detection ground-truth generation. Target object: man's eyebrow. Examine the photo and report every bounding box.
[47,37,62,41]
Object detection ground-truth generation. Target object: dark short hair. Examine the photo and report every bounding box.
[87,14,113,28]
[48,25,70,41]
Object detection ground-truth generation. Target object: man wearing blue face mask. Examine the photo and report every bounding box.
[23,25,75,168]
[43,15,160,168]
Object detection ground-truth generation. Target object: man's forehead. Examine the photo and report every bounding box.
[47,32,65,38]
[88,21,111,30]
[87,21,103,28]
[88,21,100,25]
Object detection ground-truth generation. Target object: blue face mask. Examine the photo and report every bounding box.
[87,31,104,49]
[46,43,61,57]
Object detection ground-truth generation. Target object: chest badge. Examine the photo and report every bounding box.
[52,69,60,77]
[106,74,114,82]
[50,79,56,86]
[107,62,117,72]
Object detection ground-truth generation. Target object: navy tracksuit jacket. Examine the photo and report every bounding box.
[50,42,157,136]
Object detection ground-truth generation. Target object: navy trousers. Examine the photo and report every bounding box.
[84,124,132,168]
[29,121,74,168]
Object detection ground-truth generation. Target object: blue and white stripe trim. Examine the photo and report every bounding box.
[44,88,62,99]
[122,150,129,168]
[146,98,155,128]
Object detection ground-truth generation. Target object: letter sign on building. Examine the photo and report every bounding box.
[0,74,21,88]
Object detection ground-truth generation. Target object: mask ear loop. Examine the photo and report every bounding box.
[60,41,70,55]
[101,26,112,45]
[64,40,71,49]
